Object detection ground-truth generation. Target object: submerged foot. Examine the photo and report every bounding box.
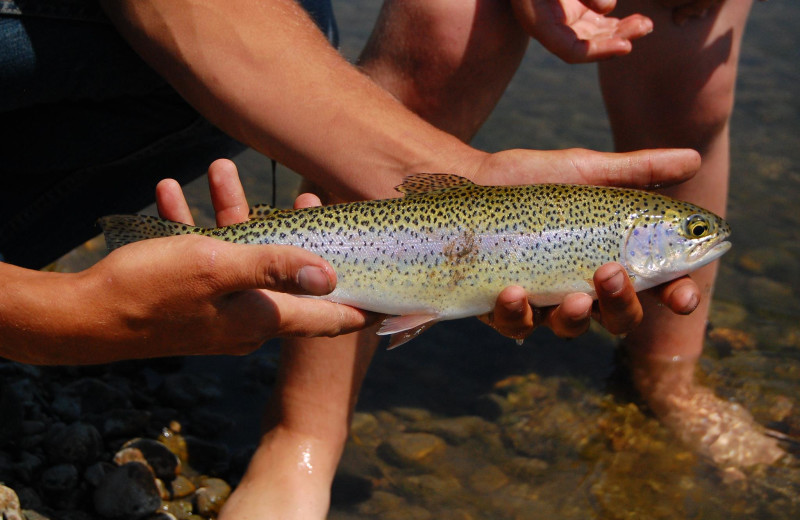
[657,385,786,468]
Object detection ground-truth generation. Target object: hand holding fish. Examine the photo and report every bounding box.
[0,164,374,366]
[104,159,720,348]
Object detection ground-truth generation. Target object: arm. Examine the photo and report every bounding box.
[0,165,374,366]
[99,0,695,199]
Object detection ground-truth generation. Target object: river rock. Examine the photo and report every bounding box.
[40,463,79,493]
[44,422,103,467]
[377,433,446,467]
[102,409,152,439]
[468,464,509,494]
[93,462,161,519]
[193,477,231,517]
[421,416,491,445]
[116,439,181,482]
[0,485,23,520]
[0,382,26,445]
[158,374,221,408]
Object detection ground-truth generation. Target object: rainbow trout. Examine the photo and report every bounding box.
[101,174,731,347]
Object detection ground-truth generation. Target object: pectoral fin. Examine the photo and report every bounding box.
[377,313,440,349]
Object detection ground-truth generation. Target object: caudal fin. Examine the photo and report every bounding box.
[99,215,203,251]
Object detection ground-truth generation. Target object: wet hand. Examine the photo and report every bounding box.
[510,0,653,63]
[472,148,702,340]
[480,263,699,340]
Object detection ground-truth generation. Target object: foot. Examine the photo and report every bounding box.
[631,355,785,469]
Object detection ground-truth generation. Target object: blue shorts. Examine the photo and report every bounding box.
[0,0,338,268]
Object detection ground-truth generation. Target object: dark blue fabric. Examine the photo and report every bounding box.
[0,0,338,268]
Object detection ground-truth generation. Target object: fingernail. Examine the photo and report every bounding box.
[503,298,526,317]
[297,266,333,295]
[600,269,625,295]
[675,286,700,314]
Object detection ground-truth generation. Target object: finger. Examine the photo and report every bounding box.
[191,238,338,296]
[613,14,654,41]
[156,179,194,225]
[479,286,534,339]
[267,293,379,337]
[208,158,250,226]
[571,148,701,189]
[654,275,700,315]
[294,193,323,210]
[543,292,593,338]
[594,263,643,334]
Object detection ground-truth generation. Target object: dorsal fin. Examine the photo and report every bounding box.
[249,204,282,218]
[395,173,475,196]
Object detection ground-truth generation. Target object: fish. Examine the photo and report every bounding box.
[100,173,731,347]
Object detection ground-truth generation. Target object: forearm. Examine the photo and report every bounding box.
[99,0,483,200]
[0,263,105,365]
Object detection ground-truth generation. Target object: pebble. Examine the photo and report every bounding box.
[377,433,446,467]
[350,412,379,436]
[468,464,509,494]
[0,485,24,520]
[44,422,103,467]
[116,438,181,482]
[708,327,758,353]
[40,464,79,493]
[400,474,462,500]
[193,477,231,517]
[93,462,162,520]
[158,374,221,408]
[421,416,491,445]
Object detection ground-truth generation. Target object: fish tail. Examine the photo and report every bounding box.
[99,215,204,251]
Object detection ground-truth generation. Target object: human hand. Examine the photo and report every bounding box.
[77,160,373,362]
[473,147,702,340]
[510,0,653,63]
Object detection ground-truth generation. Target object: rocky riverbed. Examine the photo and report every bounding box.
[2,306,800,519]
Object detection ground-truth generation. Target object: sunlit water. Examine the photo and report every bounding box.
[54,1,800,518]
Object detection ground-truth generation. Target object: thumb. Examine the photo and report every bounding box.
[571,148,701,188]
[210,242,338,296]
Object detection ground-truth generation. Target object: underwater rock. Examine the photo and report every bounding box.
[708,327,758,354]
[467,464,509,494]
[102,409,152,439]
[168,476,196,500]
[158,423,188,464]
[350,412,379,436]
[182,436,229,476]
[158,374,221,408]
[377,433,446,467]
[115,438,181,483]
[0,485,24,520]
[93,462,161,520]
[40,464,79,493]
[44,422,103,467]
[193,477,230,517]
[0,382,27,445]
[419,416,494,446]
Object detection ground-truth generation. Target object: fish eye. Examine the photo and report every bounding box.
[684,214,711,238]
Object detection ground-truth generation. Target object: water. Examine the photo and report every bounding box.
[53,1,800,518]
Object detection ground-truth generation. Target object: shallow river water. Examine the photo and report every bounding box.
[46,1,800,519]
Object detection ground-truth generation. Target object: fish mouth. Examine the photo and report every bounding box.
[687,238,731,267]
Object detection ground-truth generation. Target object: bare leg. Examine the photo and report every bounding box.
[221,4,528,518]
[359,0,529,141]
[220,331,378,519]
[599,0,782,467]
